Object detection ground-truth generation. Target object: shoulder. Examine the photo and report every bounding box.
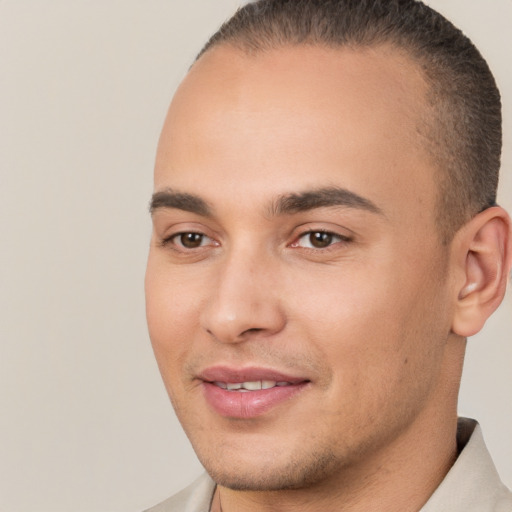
[422,418,512,512]
[144,474,216,512]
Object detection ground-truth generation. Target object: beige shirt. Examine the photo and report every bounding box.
[145,418,512,512]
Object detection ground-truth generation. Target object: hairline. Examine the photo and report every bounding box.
[196,39,457,243]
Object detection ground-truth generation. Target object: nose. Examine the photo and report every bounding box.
[199,247,286,344]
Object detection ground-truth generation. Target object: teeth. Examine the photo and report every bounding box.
[214,380,290,391]
[242,381,262,391]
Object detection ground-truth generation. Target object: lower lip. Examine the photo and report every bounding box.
[202,382,308,419]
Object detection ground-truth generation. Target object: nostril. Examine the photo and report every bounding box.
[243,327,264,335]
[206,326,265,343]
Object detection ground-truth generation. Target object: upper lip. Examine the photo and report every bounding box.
[198,366,309,384]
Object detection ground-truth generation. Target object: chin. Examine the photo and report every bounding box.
[201,449,340,491]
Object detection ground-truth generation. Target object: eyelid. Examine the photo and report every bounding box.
[161,231,218,248]
[155,220,221,251]
[289,227,353,250]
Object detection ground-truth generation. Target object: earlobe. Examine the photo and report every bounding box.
[452,206,512,338]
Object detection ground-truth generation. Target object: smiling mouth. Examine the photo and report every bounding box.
[202,376,310,418]
[212,380,294,392]
[198,366,311,418]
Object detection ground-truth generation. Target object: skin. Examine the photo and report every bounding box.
[145,44,508,511]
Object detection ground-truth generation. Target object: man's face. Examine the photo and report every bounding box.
[146,44,458,490]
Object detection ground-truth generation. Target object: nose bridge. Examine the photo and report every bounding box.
[200,240,285,343]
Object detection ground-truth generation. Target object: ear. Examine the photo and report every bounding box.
[451,206,512,337]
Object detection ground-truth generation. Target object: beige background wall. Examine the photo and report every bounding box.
[0,1,510,511]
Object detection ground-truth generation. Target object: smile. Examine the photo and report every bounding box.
[213,380,293,391]
[199,368,309,418]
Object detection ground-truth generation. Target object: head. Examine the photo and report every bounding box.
[198,0,503,244]
[145,0,511,499]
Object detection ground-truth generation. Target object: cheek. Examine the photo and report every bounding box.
[145,259,203,378]
[290,255,447,394]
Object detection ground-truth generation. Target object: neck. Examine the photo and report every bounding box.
[212,409,459,512]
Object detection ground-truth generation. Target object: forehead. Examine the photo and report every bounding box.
[155,44,436,225]
[164,44,427,131]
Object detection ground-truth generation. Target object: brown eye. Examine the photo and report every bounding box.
[177,233,206,248]
[309,232,334,248]
[293,230,349,250]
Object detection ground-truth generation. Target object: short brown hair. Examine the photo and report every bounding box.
[197,0,502,242]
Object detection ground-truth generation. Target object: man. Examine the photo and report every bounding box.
[144,0,512,510]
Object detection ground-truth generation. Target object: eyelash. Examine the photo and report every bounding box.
[291,230,352,250]
[161,232,216,250]
[161,229,351,252]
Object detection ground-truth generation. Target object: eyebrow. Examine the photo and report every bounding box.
[150,189,212,216]
[149,186,383,218]
[270,187,384,217]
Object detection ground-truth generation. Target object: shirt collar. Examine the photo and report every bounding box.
[421,417,512,511]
